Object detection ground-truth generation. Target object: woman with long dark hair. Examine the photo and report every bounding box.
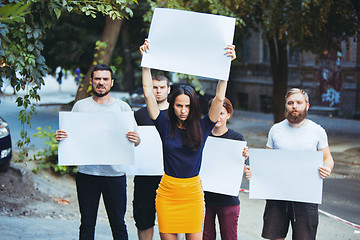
[140,39,236,240]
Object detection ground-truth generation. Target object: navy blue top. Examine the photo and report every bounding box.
[153,112,216,178]
[205,129,245,206]
[135,107,168,126]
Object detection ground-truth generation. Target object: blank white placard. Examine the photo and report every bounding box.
[58,111,135,166]
[249,148,323,204]
[200,137,247,196]
[141,8,236,80]
[126,126,164,175]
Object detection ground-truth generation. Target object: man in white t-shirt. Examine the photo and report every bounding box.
[246,88,334,240]
[56,64,139,240]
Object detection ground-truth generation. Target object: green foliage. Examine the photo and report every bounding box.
[146,0,360,57]
[68,0,137,20]
[0,1,30,23]
[93,40,108,65]
[233,0,360,54]
[42,12,105,75]
[143,0,247,92]
[175,73,204,95]
[145,0,359,122]
[0,0,137,155]
[1,1,61,151]
[144,0,245,26]
[32,126,77,175]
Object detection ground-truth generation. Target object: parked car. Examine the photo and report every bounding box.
[0,116,12,172]
[128,87,146,110]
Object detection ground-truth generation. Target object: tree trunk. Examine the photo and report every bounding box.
[74,16,123,103]
[121,20,135,92]
[268,34,288,123]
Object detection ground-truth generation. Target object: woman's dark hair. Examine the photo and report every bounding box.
[168,85,202,150]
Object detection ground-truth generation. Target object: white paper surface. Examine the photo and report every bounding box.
[58,112,135,166]
[249,149,323,204]
[141,8,236,80]
[200,137,247,196]
[127,126,164,175]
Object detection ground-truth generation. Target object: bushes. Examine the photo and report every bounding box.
[33,126,76,175]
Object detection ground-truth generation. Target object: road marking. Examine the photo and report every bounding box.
[240,188,249,193]
[318,209,360,230]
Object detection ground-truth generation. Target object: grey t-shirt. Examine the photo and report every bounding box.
[266,119,328,151]
[72,96,136,176]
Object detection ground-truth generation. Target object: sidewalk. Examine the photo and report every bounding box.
[0,175,359,240]
[2,76,360,239]
[0,177,359,240]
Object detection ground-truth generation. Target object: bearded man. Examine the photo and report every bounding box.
[56,64,140,240]
[259,88,334,240]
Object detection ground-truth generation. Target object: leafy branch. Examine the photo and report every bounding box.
[0,0,137,158]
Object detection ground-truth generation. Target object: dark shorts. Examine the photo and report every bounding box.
[262,200,318,240]
[133,175,162,230]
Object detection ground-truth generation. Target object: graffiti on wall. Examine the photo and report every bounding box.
[319,51,342,107]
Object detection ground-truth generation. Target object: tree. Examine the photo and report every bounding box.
[235,0,360,122]
[144,0,360,122]
[42,0,152,95]
[0,0,136,152]
[74,15,124,102]
[41,12,105,76]
[120,20,135,92]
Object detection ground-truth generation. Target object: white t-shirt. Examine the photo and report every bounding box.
[266,119,328,151]
[72,96,136,176]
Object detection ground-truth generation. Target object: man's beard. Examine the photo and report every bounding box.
[92,87,110,97]
[285,109,308,124]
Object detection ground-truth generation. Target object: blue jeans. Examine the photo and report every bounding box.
[76,173,128,240]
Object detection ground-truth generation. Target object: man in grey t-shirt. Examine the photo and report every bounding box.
[246,88,334,240]
[56,64,139,240]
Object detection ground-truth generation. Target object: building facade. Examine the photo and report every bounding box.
[199,31,360,118]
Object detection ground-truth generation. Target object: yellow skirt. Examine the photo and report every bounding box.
[156,174,205,233]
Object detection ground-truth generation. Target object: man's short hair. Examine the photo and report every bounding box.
[285,88,309,104]
[153,75,170,87]
[91,64,113,79]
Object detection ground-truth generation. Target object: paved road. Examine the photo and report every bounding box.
[1,97,60,150]
[0,187,359,240]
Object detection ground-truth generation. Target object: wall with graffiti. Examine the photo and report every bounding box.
[319,51,342,108]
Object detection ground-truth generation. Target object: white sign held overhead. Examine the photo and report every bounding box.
[141,8,236,80]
